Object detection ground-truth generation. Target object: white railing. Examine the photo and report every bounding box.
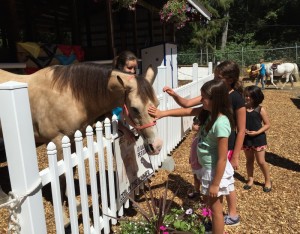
[0,64,213,234]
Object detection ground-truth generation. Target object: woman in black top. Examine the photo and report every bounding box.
[243,85,271,192]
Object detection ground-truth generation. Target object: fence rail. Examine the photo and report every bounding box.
[178,44,300,72]
[0,66,213,233]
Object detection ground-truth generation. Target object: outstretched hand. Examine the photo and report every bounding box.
[148,106,162,120]
[163,86,176,97]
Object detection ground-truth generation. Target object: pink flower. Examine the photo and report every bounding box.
[202,208,212,217]
[160,225,167,231]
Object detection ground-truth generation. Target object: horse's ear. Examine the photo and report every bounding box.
[144,65,156,85]
[116,75,125,87]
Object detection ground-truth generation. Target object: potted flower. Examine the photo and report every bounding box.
[159,0,200,29]
[118,181,212,233]
[120,205,211,233]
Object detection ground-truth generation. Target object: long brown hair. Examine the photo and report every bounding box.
[199,79,234,132]
[113,50,137,71]
[214,60,243,94]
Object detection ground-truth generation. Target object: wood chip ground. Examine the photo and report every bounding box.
[1,82,300,233]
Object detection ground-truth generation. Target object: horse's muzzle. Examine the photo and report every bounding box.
[144,138,163,155]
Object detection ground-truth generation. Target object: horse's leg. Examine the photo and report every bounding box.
[281,73,291,90]
[290,74,294,89]
[270,74,278,89]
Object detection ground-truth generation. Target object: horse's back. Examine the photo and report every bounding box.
[0,69,29,84]
[278,63,297,73]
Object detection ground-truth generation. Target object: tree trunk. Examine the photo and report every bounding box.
[221,11,229,50]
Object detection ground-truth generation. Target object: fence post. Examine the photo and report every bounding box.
[208,62,213,75]
[0,81,46,234]
[157,65,167,93]
[192,63,198,82]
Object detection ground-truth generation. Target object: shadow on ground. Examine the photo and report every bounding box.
[290,97,300,109]
[266,151,300,172]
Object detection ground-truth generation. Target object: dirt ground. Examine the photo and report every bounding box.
[1,80,300,233]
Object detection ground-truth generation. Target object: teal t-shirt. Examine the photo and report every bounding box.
[197,115,231,169]
[112,107,123,120]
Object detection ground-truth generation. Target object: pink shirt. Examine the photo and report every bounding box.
[189,136,202,170]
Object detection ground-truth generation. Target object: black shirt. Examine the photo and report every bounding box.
[243,106,267,147]
[228,90,245,150]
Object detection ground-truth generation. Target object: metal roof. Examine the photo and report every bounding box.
[187,0,212,20]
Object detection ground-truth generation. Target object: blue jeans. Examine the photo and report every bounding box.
[255,75,265,89]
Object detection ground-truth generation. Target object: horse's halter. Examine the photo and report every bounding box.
[122,103,157,130]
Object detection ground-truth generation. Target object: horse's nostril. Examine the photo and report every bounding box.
[144,144,154,154]
[149,144,154,152]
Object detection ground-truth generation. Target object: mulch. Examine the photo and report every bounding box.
[1,82,300,233]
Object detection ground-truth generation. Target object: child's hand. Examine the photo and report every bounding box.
[230,156,239,170]
[163,86,176,97]
[208,184,219,197]
[148,106,162,119]
[246,130,258,136]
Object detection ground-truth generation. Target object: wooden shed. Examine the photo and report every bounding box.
[0,0,211,64]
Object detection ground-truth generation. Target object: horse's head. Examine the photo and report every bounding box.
[112,66,162,155]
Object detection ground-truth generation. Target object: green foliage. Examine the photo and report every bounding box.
[178,48,201,65]
[163,207,207,233]
[120,221,155,234]
[214,33,262,65]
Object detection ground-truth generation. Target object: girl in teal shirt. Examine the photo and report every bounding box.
[149,79,235,233]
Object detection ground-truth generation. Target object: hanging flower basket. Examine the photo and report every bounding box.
[159,0,201,29]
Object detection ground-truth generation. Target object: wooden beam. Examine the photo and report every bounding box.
[137,0,160,13]
[147,10,153,45]
[83,0,92,47]
[132,10,138,56]
[71,0,81,44]
[106,0,115,58]
[2,0,19,61]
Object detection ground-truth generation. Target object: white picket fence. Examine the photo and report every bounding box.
[0,64,213,234]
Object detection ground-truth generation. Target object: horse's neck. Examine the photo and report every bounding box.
[88,86,126,120]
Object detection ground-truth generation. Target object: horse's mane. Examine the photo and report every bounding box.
[49,63,156,104]
[50,63,112,102]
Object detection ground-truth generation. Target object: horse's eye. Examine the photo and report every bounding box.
[131,107,140,115]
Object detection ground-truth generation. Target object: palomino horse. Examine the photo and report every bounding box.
[0,62,162,224]
[249,62,299,89]
[0,63,162,155]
